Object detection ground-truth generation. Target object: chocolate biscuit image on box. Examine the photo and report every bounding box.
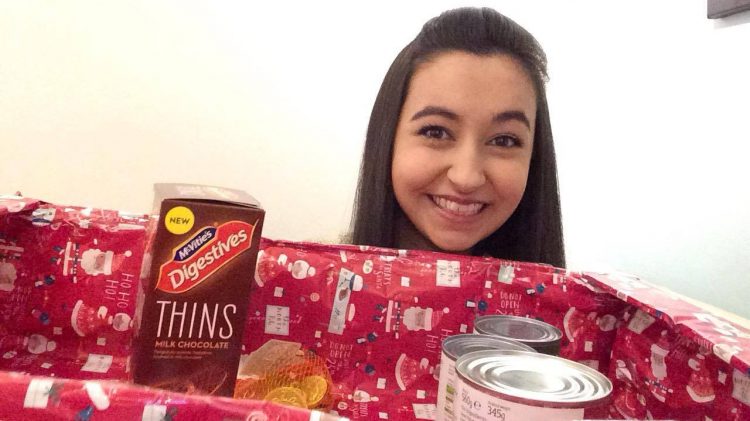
[132,184,264,397]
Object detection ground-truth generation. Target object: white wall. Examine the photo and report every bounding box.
[2,1,748,317]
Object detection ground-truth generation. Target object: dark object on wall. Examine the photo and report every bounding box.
[708,0,750,18]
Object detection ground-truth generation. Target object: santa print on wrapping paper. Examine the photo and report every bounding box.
[0,260,18,292]
[50,239,132,283]
[71,299,132,337]
[647,330,672,403]
[254,252,318,287]
[370,298,450,341]
[395,353,435,391]
[686,350,716,403]
[1,333,57,358]
[46,239,136,335]
[277,253,316,280]
[0,237,22,292]
[403,306,446,332]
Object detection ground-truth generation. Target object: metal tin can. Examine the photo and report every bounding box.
[455,350,612,421]
[474,315,562,355]
[436,334,534,421]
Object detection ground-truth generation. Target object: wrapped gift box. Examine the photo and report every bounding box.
[2,195,749,420]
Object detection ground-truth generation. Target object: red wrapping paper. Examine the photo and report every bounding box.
[0,197,338,420]
[244,240,626,419]
[3,195,750,419]
[584,273,750,419]
[0,198,149,380]
[0,370,328,420]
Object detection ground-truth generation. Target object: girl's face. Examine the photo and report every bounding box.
[391,51,536,253]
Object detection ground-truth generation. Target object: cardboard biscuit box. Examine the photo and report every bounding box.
[132,183,264,397]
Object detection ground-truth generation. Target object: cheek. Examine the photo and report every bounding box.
[391,148,438,196]
[487,162,530,201]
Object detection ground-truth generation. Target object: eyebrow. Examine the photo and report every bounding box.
[410,106,458,121]
[410,106,532,130]
[494,110,531,130]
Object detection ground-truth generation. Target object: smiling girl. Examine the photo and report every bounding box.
[350,7,565,267]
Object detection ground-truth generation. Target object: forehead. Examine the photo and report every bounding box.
[405,51,537,117]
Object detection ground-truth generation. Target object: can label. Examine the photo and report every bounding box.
[456,379,584,421]
[436,350,457,421]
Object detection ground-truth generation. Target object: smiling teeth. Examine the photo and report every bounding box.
[433,196,484,216]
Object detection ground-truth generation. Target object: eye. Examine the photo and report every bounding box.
[488,135,521,148]
[417,125,451,141]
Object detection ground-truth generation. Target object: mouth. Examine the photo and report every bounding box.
[429,195,487,217]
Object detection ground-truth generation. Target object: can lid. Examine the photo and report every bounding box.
[474,315,562,345]
[456,350,612,408]
[442,334,535,361]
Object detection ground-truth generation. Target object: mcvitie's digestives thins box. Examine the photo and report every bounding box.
[132,184,264,397]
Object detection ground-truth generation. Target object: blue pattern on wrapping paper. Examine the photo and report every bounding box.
[75,405,94,421]
[364,364,376,375]
[38,311,50,325]
[44,382,63,405]
[162,407,178,421]
[477,299,488,312]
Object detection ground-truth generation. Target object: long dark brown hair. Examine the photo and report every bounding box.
[350,7,565,268]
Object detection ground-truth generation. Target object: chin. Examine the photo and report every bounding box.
[432,238,476,255]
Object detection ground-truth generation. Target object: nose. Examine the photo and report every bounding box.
[446,142,486,193]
